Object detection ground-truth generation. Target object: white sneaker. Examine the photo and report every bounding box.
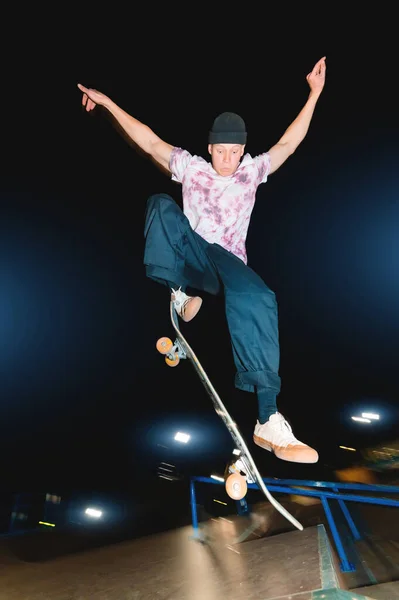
[253,412,318,464]
[171,287,202,322]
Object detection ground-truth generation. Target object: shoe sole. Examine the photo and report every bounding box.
[182,297,202,322]
[253,434,319,464]
[253,435,273,453]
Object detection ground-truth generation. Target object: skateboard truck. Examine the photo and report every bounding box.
[225,455,256,500]
[156,337,187,367]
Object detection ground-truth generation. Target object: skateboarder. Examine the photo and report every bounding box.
[78,56,326,464]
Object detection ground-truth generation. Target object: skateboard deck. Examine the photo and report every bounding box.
[156,301,303,531]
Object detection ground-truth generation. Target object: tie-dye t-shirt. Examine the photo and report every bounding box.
[169,147,271,264]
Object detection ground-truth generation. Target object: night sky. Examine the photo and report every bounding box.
[1,22,398,503]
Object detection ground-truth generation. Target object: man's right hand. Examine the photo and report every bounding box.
[76,83,173,173]
[77,84,110,111]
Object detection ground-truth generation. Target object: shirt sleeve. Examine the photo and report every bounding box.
[253,152,271,184]
[169,147,193,183]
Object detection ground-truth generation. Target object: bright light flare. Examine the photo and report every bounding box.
[38,521,55,527]
[85,508,102,518]
[362,412,380,420]
[351,416,371,423]
[174,432,190,443]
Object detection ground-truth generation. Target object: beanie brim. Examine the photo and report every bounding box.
[208,131,247,144]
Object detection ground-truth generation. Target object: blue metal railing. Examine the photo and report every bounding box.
[189,475,399,572]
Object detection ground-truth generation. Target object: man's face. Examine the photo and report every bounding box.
[208,143,245,177]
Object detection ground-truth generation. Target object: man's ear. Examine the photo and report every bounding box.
[241,145,245,156]
[208,143,212,155]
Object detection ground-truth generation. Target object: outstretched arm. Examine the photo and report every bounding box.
[267,57,326,175]
[77,84,174,173]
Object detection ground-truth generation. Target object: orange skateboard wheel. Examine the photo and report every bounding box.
[156,337,173,354]
[225,473,247,500]
[165,354,180,367]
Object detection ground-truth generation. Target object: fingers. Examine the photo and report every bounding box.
[77,83,96,111]
[315,56,326,73]
[82,97,95,111]
[77,83,89,96]
[81,94,96,111]
[309,56,326,78]
[78,84,88,107]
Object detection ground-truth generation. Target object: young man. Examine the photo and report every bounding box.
[78,56,326,464]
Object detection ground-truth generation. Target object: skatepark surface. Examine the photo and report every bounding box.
[1,497,399,599]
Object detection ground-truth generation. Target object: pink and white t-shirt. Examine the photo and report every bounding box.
[169,147,271,264]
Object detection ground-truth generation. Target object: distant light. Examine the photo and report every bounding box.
[351,416,371,423]
[233,449,241,456]
[158,462,175,473]
[362,412,380,420]
[210,474,224,482]
[85,508,102,518]
[174,432,190,443]
[38,521,55,527]
[213,499,227,506]
[339,445,357,452]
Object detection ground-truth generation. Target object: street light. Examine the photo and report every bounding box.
[85,508,102,519]
[351,416,371,423]
[362,412,380,420]
[174,432,190,443]
[351,412,381,424]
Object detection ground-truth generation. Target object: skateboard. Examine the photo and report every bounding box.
[156,301,303,532]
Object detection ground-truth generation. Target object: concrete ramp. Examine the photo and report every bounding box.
[0,523,378,598]
[352,581,399,599]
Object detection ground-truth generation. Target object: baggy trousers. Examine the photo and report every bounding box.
[144,193,281,396]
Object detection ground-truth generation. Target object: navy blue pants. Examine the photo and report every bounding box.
[144,194,281,397]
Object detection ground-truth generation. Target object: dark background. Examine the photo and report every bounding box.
[1,15,398,519]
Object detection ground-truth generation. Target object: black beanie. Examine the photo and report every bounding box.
[208,112,247,144]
